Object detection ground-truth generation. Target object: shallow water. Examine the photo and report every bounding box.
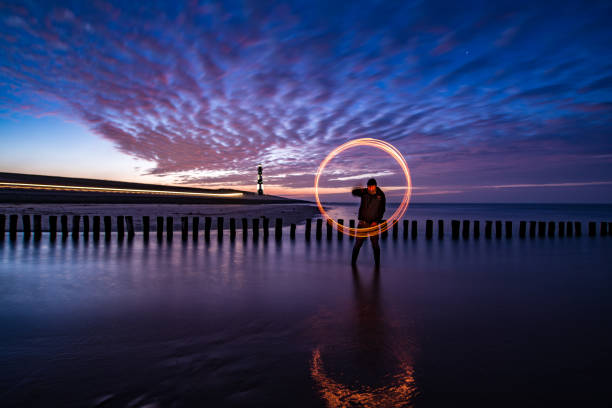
[1,224,612,407]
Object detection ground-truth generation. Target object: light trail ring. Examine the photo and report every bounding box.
[314,138,412,238]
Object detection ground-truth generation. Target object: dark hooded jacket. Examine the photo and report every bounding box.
[351,187,386,223]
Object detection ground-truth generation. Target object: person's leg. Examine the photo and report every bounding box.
[370,234,380,267]
[352,236,365,265]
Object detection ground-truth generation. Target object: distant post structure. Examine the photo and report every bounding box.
[257,164,264,195]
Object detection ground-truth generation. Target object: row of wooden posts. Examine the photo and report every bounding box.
[0,214,610,242]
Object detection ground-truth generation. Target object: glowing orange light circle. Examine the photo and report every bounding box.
[314,138,412,238]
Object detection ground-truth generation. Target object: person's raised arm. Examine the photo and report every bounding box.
[351,185,365,197]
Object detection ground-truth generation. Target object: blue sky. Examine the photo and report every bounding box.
[1,0,611,202]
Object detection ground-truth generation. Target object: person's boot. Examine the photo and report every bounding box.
[373,247,380,268]
[351,246,360,266]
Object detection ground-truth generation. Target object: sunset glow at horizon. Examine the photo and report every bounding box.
[1,0,611,202]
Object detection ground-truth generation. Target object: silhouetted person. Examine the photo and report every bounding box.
[351,178,385,267]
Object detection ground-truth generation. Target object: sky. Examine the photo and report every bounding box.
[1,0,611,202]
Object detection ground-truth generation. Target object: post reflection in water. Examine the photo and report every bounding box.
[310,267,417,408]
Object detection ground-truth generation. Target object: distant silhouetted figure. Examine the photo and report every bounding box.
[351,178,386,267]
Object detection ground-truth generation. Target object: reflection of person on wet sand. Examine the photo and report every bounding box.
[310,268,416,407]
[351,178,386,267]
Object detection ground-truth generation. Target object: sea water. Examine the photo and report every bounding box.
[1,204,611,407]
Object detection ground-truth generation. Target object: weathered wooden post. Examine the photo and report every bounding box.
[71,215,80,240]
[92,216,99,241]
[166,216,173,241]
[451,220,460,240]
[588,222,596,237]
[241,218,248,241]
[104,216,111,241]
[192,217,199,241]
[316,219,323,240]
[326,219,333,240]
[484,220,492,239]
[61,215,69,240]
[403,220,409,240]
[338,219,344,240]
[349,219,355,240]
[528,221,536,238]
[142,216,149,241]
[575,221,581,237]
[204,217,212,241]
[438,220,444,239]
[117,216,125,241]
[495,221,502,239]
[519,221,526,238]
[381,220,388,240]
[566,220,573,237]
[230,218,236,241]
[34,215,42,241]
[538,221,546,238]
[0,214,5,241]
[156,216,164,241]
[252,218,260,240]
[474,220,480,239]
[217,217,224,241]
[392,220,398,239]
[411,220,417,239]
[22,215,31,240]
[600,221,608,236]
[262,217,269,240]
[426,220,433,239]
[83,216,90,240]
[275,218,282,241]
[9,214,17,241]
[558,221,565,237]
[181,216,188,241]
[305,218,312,240]
[463,220,470,239]
[505,221,512,239]
[126,216,135,240]
[290,223,296,239]
[547,221,555,238]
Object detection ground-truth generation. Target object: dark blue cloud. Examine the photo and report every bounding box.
[0,0,611,200]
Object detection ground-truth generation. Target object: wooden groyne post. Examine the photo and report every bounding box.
[495,221,502,239]
[33,215,42,241]
[192,217,199,241]
[505,221,512,239]
[88,216,95,241]
[217,217,224,241]
[305,218,312,240]
[117,216,125,241]
[142,216,150,241]
[83,216,90,240]
[156,216,163,241]
[451,220,459,240]
[252,218,260,240]
[558,221,565,237]
[275,218,282,241]
[72,215,80,240]
[204,217,212,241]
[104,216,111,241]
[0,214,5,241]
[588,222,596,237]
[326,219,332,240]
[548,221,555,238]
[230,218,236,241]
[181,216,188,241]
[166,216,173,241]
[575,221,581,237]
[126,216,135,240]
[600,221,608,236]
[519,221,526,238]
[9,214,17,241]
[484,220,492,239]
[22,215,31,240]
[290,223,296,239]
[316,219,322,240]
[438,220,444,239]
[403,220,409,240]
[381,220,388,240]
[425,220,433,239]
[538,221,546,238]
[241,218,248,241]
[392,220,398,239]
[529,221,536,238]
[61,215,69,240]
[337,219,344,240]
[474,220,480,239]
[463,220,470,239]
[349,219,355,240]
[411,220,417,239]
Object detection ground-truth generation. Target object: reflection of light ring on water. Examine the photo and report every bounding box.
[314,138,412,238]
[310,348,416,407]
